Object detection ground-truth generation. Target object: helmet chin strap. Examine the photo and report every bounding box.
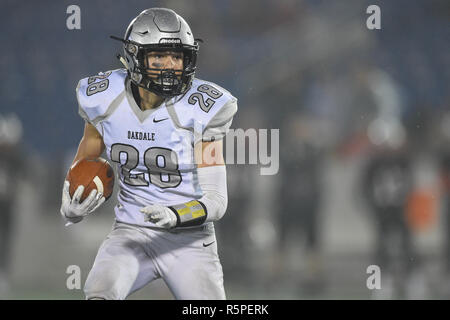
[116,54,129,69]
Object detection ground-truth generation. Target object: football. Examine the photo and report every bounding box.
[66,157,115,202]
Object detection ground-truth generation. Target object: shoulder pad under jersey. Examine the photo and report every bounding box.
[76,69,127,126]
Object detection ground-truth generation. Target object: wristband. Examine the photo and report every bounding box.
[169,200,208,227]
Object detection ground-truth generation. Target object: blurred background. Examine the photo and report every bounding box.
[0,0,449,299]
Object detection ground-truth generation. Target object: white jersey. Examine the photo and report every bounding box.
[76,69,237,228]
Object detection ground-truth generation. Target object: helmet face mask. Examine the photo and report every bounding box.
[112,8,200,98]
[125,42,198,97]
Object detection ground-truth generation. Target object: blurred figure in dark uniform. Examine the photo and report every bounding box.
[216,164,255,280]
[361,117,424,299]
[277,113,325,294]
[437,152,450,296]
[0,113,24,295]
[434,110,450,296]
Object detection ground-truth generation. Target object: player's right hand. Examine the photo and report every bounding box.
[60,180,105,225]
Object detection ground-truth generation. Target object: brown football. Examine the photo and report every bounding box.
[66,157,115,202]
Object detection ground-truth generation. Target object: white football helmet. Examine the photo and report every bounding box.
[112,8,200,97]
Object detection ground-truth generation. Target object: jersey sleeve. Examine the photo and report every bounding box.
[187,80,238,145]
[76,69,127,135]
[200,98,238,143]
[76,79,96,125]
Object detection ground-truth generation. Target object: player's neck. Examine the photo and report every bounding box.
[138,86,165,110]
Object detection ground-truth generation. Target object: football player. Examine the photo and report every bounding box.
[60,8,237,300]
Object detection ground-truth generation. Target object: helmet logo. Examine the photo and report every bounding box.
[159,38,182,44]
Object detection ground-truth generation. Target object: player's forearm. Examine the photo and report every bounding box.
[198,165,228,223]
[168,165,228,227]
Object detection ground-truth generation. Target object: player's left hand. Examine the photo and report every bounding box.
[140,204,177,229]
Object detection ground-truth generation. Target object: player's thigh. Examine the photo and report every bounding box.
[84,223,157,300]
[163,232,226,300]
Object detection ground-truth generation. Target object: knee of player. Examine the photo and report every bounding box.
[83,265,122,299]
[84,280,119,300]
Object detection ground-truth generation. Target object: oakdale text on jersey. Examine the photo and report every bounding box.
[127,130,155,141]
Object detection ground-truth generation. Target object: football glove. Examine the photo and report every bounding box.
[60,180,105,226]
[140,204,177,229]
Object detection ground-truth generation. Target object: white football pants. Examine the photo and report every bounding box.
[84,221,226,300]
